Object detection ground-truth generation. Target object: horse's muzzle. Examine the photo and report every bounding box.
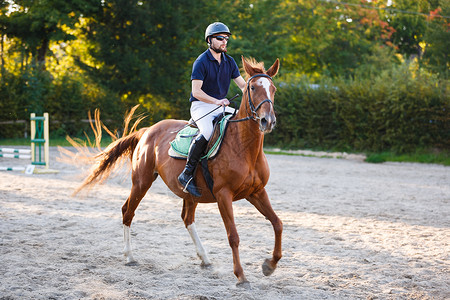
[259,114,276,133]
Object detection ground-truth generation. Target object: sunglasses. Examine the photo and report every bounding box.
[213,35,229,41]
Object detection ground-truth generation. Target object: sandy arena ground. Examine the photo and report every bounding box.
[0,146,449,299]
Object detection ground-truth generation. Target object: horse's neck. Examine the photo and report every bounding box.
[232,99,265,157]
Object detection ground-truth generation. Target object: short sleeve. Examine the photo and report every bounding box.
[230,57,240,79]
[191,59,206,81]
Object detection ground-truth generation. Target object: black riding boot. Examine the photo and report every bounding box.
[178,134,208,197]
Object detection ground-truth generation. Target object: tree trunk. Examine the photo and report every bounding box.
[1,33,4,79]
[36,37,49,70]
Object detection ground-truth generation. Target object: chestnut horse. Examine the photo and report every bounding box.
[77,57,282,285]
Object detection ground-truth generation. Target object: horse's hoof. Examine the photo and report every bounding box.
[125,260,139,266]
[236,280,251,289]
[200,262,212,269]
[262,258,275,276]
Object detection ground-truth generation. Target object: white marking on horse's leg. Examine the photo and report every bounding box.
[123,225,136,264]
[187,223,211,266]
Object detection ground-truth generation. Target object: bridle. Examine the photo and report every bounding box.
[229,74,274,123]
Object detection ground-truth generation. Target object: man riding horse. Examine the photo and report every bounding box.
[74,21,282,284]
[178,22,246,197]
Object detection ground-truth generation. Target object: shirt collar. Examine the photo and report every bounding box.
[206,49,228,62]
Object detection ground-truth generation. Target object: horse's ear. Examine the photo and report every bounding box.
[266,58,280,78]
[242,56,256,77]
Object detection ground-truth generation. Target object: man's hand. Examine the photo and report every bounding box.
[217,98,230,107]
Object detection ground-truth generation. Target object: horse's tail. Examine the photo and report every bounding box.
[75,127,146,195]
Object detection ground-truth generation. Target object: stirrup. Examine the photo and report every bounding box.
[180,176,201,197]
[182,177,194,194]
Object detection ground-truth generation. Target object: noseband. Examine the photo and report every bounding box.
[229,74,274,123]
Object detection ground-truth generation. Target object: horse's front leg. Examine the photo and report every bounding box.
[246,188,283,276]
[217,191,249,286]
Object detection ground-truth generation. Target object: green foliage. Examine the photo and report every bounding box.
[389,0,429,58]
[365,149,450,166]
[266,77,340,149]
[1,0,449,156]
[282,0,398,78]
[422,0,450,78]
[0,66,52,137]
[266,63,449,153]
[2,0,100,66]
[225,0,290,66]
[0,65,125,138]
[79,0,205,117]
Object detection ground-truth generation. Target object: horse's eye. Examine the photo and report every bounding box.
[251,86,255,91]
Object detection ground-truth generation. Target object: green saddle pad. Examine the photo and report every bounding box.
[169,126,199,157]
[169,114,232,159]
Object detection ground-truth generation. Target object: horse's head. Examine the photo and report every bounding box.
[242,56,280,134]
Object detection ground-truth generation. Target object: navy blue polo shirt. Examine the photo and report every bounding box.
[189,49,240,102]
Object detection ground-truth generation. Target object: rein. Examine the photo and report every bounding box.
[229,74,274,123]
[172,94,240,133]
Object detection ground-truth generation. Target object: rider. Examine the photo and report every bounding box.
[178,22,246,197]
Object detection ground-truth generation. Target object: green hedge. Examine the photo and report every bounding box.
[0,68,182,139]
[2,64,449,154]
[0,68,126,138]
[267,65,449,153]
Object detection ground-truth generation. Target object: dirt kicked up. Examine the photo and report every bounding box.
[0,147,449,299]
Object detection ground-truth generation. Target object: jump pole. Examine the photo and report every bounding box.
[0,166,26,171]
[0,148,31,159]
[0,148,31,171]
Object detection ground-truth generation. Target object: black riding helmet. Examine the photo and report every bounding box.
[205,22,231,43]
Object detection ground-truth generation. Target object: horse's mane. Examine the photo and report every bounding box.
[243,57,266,79]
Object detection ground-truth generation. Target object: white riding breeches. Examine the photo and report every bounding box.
[190,101,236,140]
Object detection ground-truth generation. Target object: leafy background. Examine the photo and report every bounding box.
[0,0,449,153]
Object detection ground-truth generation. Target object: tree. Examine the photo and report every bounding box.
[79,0,210,117]
[2,0,100,69]
[282,0,396,78]
[224,0,290,67]
[0,1,8,77]
[388,0,429,59]
[422,1,450,77]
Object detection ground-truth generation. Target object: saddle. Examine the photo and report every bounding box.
[169,113,233,160]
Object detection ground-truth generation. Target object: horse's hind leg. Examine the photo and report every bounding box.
[122,170,158,265]
[182,198,211,267]
[246,188,283,276]
[123,218,137,265]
